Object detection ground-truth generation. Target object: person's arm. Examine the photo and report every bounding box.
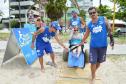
[81,27,90,45]
[105,17,114,49]
[67,20,71,30]
[31,28,44,49]
[54,34,68,51]
[80,17,85,26]
[105,17,112,35]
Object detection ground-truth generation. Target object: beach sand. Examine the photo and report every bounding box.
[0,51,126,84]
[0,52,63,84]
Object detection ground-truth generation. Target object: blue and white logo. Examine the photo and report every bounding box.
[13,28,38,65]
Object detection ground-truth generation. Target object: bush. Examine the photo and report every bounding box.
[10,20,20,28]
[0,23,3,30]
[0,33,10,41]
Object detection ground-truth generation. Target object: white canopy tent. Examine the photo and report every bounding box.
[109,19,126,25]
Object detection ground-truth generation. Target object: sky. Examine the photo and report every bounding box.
[93,0,114,8]
[0,0,115,18]
[0,0,9,18]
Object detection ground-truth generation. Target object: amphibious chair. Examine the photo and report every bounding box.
[63,38,88,69]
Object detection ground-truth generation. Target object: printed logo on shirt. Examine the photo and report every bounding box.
[72,21,78,26]
[99,21,103,24]
[92,25,103,33]
[42,34,50,42]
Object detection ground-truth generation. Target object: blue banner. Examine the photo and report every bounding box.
[68,52,85,68]
[12,28,38,65]
[24,23,36,33]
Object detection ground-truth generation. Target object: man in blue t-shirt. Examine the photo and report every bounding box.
[68,10,85,33]
[80,7,114,84]
[31,21,68,72]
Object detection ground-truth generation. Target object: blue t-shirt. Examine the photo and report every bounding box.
[88,16,108,48]
[36,27,56,44]
[70,17,81,29]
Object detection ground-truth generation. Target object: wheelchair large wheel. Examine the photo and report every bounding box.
[63,49,68,61]
[84,49,89,63]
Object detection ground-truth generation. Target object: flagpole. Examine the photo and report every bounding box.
[18,0,21,28]
[9,0,11,30]
[112,0,116,32]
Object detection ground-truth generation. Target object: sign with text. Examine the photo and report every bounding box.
[12,28,37,65]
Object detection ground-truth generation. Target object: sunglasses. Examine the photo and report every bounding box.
[89,12,96,15]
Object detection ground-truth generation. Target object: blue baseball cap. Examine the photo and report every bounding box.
[51,21,61,30]
[71,10,77,14]
[71,10,79,14]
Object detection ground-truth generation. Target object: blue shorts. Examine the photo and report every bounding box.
[36,42,53,57]
[89,47,107,64]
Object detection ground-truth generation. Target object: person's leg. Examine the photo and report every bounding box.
[94,47,107,78]
[37,51,45,71]
[50,52,56,64]
[89,47,98,84]
[39,56,44,71]
[96,62,100,70]
[45,43,56,66]
[91,63,97,80]
[36,42,45,72]
[97,47,107,64]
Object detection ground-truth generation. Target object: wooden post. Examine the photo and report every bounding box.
[112,0,116,32]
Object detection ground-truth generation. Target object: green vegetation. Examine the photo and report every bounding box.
[10,20,20,28]
[78,10,86,20]
[114,36,126,44]
[109,0,126,21]
[45,0,66,21]
[0,24,3,30]
[108,55,126,63]
[0,33,10,41]
[97,5,113,19]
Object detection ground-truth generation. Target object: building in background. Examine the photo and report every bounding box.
[79,0,93,12]
[2,0,47,28]
[77,0,93,22]
[66,0,93,20]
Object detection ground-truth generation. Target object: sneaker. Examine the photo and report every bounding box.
[51,63,57,68]
[46,61,52,65]
[46,61,57,68]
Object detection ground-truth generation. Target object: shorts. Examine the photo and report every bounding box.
[36,42,53,57]
[89,47,107,64]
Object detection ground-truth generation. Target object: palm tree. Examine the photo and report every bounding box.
[45,0,66,21]
[97,5,112,19]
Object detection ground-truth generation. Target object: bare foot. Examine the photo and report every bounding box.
[41,66,45,73]
[89,79,95,84]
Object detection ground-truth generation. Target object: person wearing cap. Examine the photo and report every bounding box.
[31,21,68,72]
[68,10,85,32]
